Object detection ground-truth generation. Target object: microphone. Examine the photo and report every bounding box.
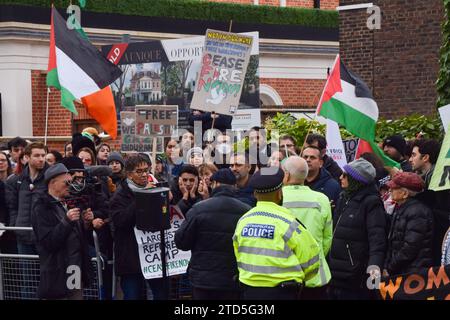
[85,165,113,177]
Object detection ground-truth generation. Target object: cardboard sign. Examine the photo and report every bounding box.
[120,111,163,152]
[134,206,191,279]
[135,105,178,137]
[190,29,253,116]
[429,124,450,191]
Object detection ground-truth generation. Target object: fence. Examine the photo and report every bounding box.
[0,226,192,300]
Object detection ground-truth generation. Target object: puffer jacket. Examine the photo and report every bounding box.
[329,184,387,289]
[6,164,48,244]
[175,186,251,291]
[384,197,434,275]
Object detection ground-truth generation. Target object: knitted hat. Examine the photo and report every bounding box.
[343,158,376,185]
[210,168,236,185]
[383,135,407,156]
[186,147,203,160]
[62,156,85,172]
[44,163,69,184]
[107,151,125,167]
[386,172,425,192]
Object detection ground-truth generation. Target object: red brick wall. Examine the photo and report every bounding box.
[339,0,444,118]
[261,78,326,107]
[31,70,72,153]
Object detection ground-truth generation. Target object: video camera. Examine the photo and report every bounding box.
[64,165,112,212]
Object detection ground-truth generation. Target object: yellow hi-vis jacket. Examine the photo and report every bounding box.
[282,185,332,288]
[233,201,320,287]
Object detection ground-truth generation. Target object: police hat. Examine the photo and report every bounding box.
[248,167,285,193]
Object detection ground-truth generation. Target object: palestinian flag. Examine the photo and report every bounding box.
[318,55,399,168]
[47,7,122,115]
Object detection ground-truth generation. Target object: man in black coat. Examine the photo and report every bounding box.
[175,168,251,300]
[32,163,93,300]
[384,172,434,276]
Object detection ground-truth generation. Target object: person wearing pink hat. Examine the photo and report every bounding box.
[383,172,434,277]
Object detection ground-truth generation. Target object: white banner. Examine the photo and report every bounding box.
[231,108,261,130]
[134,206,191,279]
[326,119,347,169]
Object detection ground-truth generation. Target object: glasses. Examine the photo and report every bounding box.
[283,144,295,148]
[134,168,150,175]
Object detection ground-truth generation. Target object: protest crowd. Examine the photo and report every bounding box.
[0,122,449,300]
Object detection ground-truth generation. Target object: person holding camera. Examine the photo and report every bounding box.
[31,163,94,300]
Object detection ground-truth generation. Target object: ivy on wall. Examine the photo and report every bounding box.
[437,0,450,108]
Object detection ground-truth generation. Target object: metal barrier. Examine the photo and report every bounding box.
[0,226,192,300]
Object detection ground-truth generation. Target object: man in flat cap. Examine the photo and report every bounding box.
[31,163,93,300]
[175,168,251,300]
[233,167,320,300]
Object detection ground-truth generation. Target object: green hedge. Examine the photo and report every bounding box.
[0,0,338,28]
[265,113,445,145]
[437,0,450,108]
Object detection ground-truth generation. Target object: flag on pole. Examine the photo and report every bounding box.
[46,7,121,115]
[317,55,399,168]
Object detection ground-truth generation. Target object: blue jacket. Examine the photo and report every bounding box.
[306,168,342,210]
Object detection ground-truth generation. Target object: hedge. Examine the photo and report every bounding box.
[0,0,338,28]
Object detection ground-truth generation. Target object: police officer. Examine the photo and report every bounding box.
[281,156,332,299]
[233,167,320,300]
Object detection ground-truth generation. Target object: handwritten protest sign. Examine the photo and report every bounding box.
[120,111,152,152]
[135,105,178,137]
[429,124,450,191]
[190,29,253,116]
[134,206,191,279]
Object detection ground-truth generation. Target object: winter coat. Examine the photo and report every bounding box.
[109,180,141,275]
[175,186,251,290]
[6,164,49,244]
[32,192,93,299]
[384,197,434,275]
[329,184,387,289]
[306,168,342,210]
[235,185,257,208]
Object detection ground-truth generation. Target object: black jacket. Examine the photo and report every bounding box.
[175,186,251,291]
[323,154,343,182]
[384,198,434,275]
[329,184,387,289]
[306,168,342,211]
[32,193,92,299]
[110,180,142,275]
[6,164,48,244]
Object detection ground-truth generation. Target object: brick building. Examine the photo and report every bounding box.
[338,0,444,118]
[0,0,339,151]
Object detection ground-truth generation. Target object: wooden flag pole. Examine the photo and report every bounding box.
[151,137,157,176]
[229,20,233,32]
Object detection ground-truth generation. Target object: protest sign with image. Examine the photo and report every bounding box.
[190,29,254,116]
[134,206,191,279]
[429,124,450,191]
[343,138,360,163]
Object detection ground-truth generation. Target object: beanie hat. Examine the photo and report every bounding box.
[383,135,407,156]
[343,158,376,185]
[71,133,96,157]
[107,152,125,167]
[62,156,85,172]
[210,168,236,185]
[186,147,203,161]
